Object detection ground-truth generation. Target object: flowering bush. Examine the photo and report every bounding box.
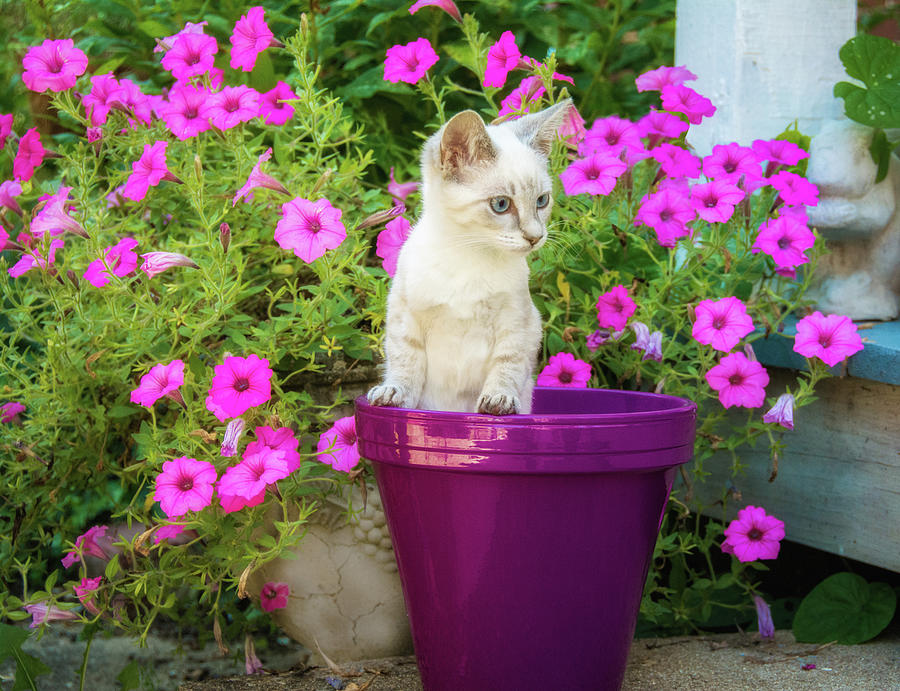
[0,0,873,679]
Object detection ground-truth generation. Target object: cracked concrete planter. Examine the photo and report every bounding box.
[248,485,412,662]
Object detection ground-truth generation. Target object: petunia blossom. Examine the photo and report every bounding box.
[108,78,154,127]
[497,76,545,119]
[692,297,754,352]
[247,426,302,473]
[690,180,744,223]
[259,81,297,126]
[388,167,419,206]
[259,582,289,612]
[83,237,139,287]
[218,445,291,500]
[201,86,260,130]
[660,84,716,124]
[383,38,439,84]
[483,31,521,88]
[752,214,816,269]
[637,108,689,147]
[22,39,88,93]
[81,74,124,126]
[8,238,64,278]
[31,186,89,239]
[0,113,12,150]
[275,197,347,263]
[233,148,290,206]
[579,116,643,158]
[768,170,819,207]
[123,141,180,201]
[61,525,109,568]
[140,251,199,278]
[161,33,218,82]
[559,153,627,197]
[159,83,212,140]
[153,524,188,545]
[702,143,761,184]
[409,0,462,23]
[705,352,769,409]
[376,216,411,277]
[585,329,613,351]
[1,401,26,424]
[752,138,809,174]
[635,65,697,92]
[792,311,864,367]
[24,602,79,628]
[74,576,103,616]
[536,352,592,388]
[230,6,278,72]
[316,416,360,472]
[630,321,663,362]
[753,595,776,639]
[154,21,209,54]
[634,187,695,247]
[596,285,636,331]
[13,128,46,182]
[130,360,186,408]
[722,505,785,562]
[763,392,795,430]
[0,180,22,216]
[154,456,218,518]
[206,354,273,421]
[558,104,587,145]
[652,143,701,179]
[221,419,246,457]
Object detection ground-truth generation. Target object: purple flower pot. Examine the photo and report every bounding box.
[355,387,696,691]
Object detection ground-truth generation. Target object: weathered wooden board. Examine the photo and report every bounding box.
[693,369,900,572]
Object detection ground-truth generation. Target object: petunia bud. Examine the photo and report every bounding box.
[219,222,231,253]
[194,154,203,182]
[66,269,79,288]
[762,392,794,430]
[140,251,199,279]
[220,418,244,457]
[753,595,775,640]
[355,206,403,231]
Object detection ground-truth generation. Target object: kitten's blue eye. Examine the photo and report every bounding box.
[536,193,550,209]
[489,196,511,214]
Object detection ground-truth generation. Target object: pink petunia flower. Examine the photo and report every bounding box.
[316,416,360,472]
[13,128,46,182]
[259,81,297,126]
[275,197,347,263]
[201,86,260,130]
[558,104,587,145]
[206,354,273,421]
[219,486,266,514]
[484,30,521,88]
[154,21,209,54]
[559,153,627,197]
[634,188,695,247]
[516,55,575,85]
[409,0,462,23]
[61,525,109,568]
[83,237,139,287]
[31,186,88,239]
[22,39,88,93]
[130,360,186,408]
[376,216,411,277]
[388,167,419,206]
[763,392,795,430]
[245,636,264,675]
[793,311,864,367]
[233,148,290,206]
[702,143,761,183]
[161,33,218,82]
[660,84,716,124]
[123,141,179,201]
[596,285,636,331]
[690,180,744,223]
[652,143,701,178]
[154,456,218,518]
[692,297,754,352]
[585,329,613,351]
[153,524,187,545]
[497,76,545,119]
[638,108,689,147]
[383,37,439,84]
[1,401,26,424]
[0,226,9,252]
[579,116,643,158]
[24,602,79,628]
[705,352,769,408]
[259,582,289,613]
[0,180,23,216]
[0,113,12,150]
[768,170,819,207]
[81,74,125,126]
[753,595,775,639]
[218,446,291,500]
[752,214,816,269]
[248,426,302,474]
[140,251,199,278]
[722,505,785,562]
[8,238,64,278]
[536,352,592,388]
[74,576,102,616]
[635,65,697,92]
[752,138,809,172]
[230,6,278,72]
[630,321,663,362]
[221,419,246,457]
[108,78,154,127]
[159,83,212,140]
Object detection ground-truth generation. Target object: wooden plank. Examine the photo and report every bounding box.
[692,369,900,572]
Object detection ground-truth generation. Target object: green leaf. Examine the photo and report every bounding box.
[834,34,900,129]
[116,660,142,691]
[106,404,136,419]
[793,572,897,644]
[136,19,172,40]
[0,622,52,691]
[869,128,892,184]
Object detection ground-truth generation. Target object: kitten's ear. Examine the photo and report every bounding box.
[440,110,496,176]
[510,99,573,157]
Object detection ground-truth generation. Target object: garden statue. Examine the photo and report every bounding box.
[806,119,900,321]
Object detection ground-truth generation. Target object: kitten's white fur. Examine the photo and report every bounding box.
[368,102,570,414]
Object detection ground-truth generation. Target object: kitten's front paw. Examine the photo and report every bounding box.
[367,384,411,408]
[477,392,520,416]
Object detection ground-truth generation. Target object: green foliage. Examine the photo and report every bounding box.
[0,622,51,691]
[793,572,897,645]
[834,33,900,183]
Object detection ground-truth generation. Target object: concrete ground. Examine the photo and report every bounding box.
[5,623,897,690]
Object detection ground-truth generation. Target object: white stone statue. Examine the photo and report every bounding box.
[806,119,900,321]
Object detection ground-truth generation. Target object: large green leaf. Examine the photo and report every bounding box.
[0,622,52,691]
[793,572,897,644]
[833,34,900,129]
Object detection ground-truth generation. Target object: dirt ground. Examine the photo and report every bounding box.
[4,624,898,691]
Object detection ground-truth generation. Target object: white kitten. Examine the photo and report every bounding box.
[368,101,570,415]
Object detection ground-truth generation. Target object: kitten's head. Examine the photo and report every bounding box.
[421,100,572,254]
